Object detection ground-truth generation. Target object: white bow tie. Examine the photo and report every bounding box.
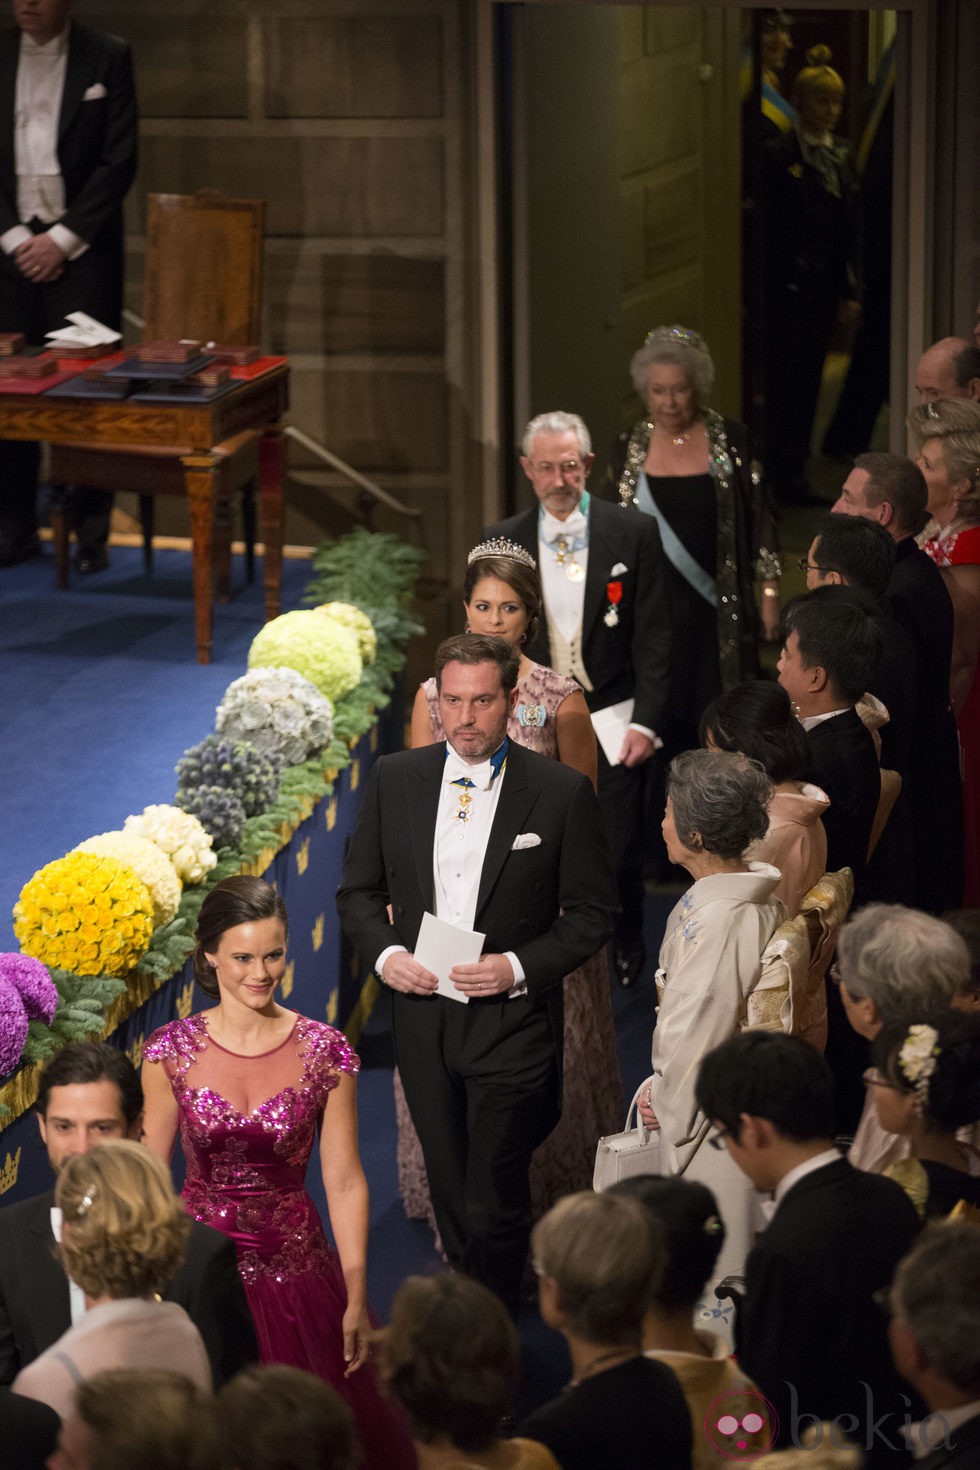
[541,508,588,544]
[444,750,496,791]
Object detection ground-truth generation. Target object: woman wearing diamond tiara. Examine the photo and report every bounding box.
[397,539,624,1230]
[608,325,781,764]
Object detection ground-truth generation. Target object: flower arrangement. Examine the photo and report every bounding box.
[14,853,154,979]
[123,804,217,885]
[0,954,58,1024]
[176,735,281,818]
[248,610,362,705]
[175,785,248,851]
[3,527,425,1084]
[0,954,58,1075]
[0,976,28,1077]
[304,528,425,684]
[215,667,334,767]
[73,831,182,930]
[315,602,377,665]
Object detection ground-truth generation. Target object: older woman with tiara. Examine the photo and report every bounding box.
[398,538,624,1229]
[608,324,781,763]
[762,44,861,506]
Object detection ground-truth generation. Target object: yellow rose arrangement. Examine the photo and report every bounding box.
[14,853,154,978]
[73,831,182,929]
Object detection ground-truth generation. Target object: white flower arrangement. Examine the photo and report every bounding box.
[123,804,217,886]
[73,830,183,929]
[216,666,334,767]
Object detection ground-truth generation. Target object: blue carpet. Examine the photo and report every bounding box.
[0,544,677,1413]
[0,545,311,950]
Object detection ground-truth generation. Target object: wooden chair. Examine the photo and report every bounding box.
[50,190,266,584]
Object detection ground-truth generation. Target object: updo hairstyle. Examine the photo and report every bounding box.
[193,875,288,998]
[381,1274,519,1454]
[610,1175,725,1311]
[872,1011,980,1132]
[792,44,844,104]
[699,680,812,785]
[629,325,714,407]
[667,748,773,859]
[907,399,980,517]
[55,1140,190,1299]
[463,553,543,650]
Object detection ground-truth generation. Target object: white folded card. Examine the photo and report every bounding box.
[414,911,485,1005]
[591,698,663,766]
[45,310,121,348]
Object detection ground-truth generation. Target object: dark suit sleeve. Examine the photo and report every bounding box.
[59,38,138,246]
[0,1273,18,1386]
[510,772,617,995]
[0,1199,68,1385]
[167,1223,259,1389]
[738,1244,827,1445]
[628,509,671,733]
[336,760,401,970]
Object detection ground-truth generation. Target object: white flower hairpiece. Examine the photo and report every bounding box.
[897,1023,940,1112]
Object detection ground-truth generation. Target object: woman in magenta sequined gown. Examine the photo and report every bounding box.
[142,876,415,1470]
[398,544,624,1231]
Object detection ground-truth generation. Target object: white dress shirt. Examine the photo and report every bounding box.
[49,1205,86,1326]
[800,707,851,731]
[376,743,525,994]
[538,506,589,646]
[772,1148,842,1211]
[1,25,86,260]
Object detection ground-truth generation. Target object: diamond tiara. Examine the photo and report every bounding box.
[467,538,537,571]
[644,324,708,352]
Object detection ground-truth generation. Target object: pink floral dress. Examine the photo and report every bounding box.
[143,1014,414,1470]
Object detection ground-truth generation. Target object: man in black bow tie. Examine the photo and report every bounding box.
[337,633,616,1315]
[486,411,671,987]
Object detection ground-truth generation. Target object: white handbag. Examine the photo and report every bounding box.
[593,1078,661,1190]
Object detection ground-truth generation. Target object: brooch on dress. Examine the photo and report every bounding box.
[604,579,623,627]
[516,703,546,728]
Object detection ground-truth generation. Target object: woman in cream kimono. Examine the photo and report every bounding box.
[639,749,786,1292]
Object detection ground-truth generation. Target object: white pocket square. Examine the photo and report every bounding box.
[83,83,107,101]
[610,562,628,576]
[511,833,541,850]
